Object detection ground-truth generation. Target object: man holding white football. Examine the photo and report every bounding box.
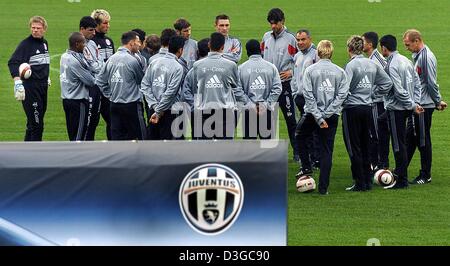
[8,16,50,141]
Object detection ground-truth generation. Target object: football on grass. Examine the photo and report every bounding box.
[373,169,394,186]
[296,175,316,193]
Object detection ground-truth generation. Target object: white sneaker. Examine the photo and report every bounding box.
[345,184,355,191]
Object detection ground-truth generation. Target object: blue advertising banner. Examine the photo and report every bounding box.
[0,141,287,246]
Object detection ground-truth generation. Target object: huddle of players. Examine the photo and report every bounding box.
[293,31,447,194]
[56,10,283,143]
[55,9,299,144]
[8,9,447,194]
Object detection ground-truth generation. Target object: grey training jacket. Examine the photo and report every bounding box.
[181,68,195,111]
[343,54,392,108]
[95,47,144,103]
[223,35,242,63]
[238,54,282,109]
[292,45,319,97]
[191,52,249,110]
[369,49,388,103]
[140,52,184,115]
[60,50,94,100]
[84,39,104,76]
[412,45,441,108]
[384,51,421,111]
[261,26,298,82]
[148,47,169,65]
[181,38,198,70]
[302,59,349,126]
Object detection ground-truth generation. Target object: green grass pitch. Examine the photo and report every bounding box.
[0,0,449,245]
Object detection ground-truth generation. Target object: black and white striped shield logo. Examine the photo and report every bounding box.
[179,164,244,235]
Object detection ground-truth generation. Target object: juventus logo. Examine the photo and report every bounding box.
[179,164,244,235]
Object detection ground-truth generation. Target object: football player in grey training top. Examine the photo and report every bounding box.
[182,38,210,137]
[95,31,146,140]
[215,14,242,63]
[295,40,349,195]
[60,32,95,141]
[141,34,160,61]
[131,28,148,73]
[148,28,177,65]
[403,29,447,185]
[79,16,103,76]
[141,35,186,140]
[79,16,104,141]
[342,35,392,192]
[182,38,210,112]
[362,31,390,172]
[379,34,424,190]
[292,29,321,168]
[190,32,249,139]
[238,39,282,139]
[292,29,320,113]
[174,18,198,70]
[261,8,300,161]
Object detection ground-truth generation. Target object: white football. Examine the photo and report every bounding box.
[296,175,316,193]
[373,169,394,186]
[19,63,32,79]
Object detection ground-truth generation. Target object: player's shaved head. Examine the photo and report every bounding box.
[68,32,86,53]
[69,32,85,51]
[403,29,422,42]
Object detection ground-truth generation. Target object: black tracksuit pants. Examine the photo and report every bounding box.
[63,99,89,141]
[147,109,177,140]
[242,108,275,139]
[406,108,434,178]
[280,81,299,156]
[85,85,112,140]
[294,94,320,163]
[110,101,147,141]
[388,110,413,186]
[342,106,373,190]
[22,81,48,141]
[192,109,237,140]
[369,101,390,169]
[296,114,339,194]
